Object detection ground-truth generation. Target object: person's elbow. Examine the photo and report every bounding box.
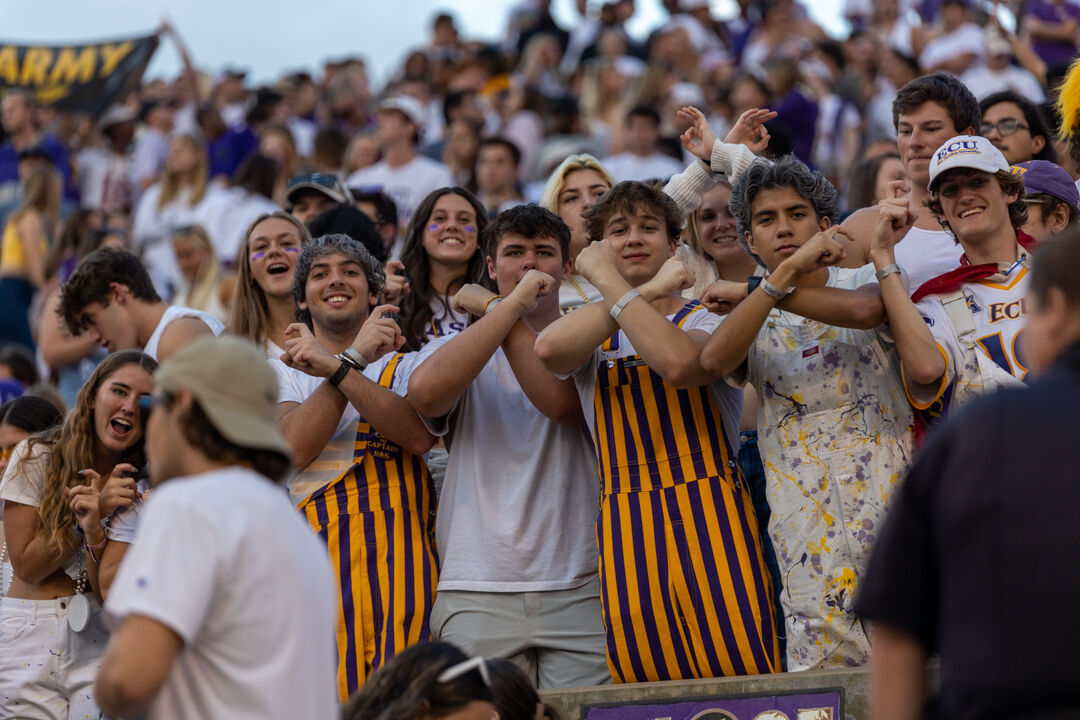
[406,376,450,420]
[850,300,885,330]
[699,345,734,383]
[663,353,708,390]
[533,332,575,376]
[903,353,946,387]
[404,430,437,456]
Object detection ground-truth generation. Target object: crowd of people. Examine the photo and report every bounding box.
[2,0,1080,718]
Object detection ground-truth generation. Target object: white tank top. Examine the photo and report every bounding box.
[143,305,225,361]
[894,225,963,294]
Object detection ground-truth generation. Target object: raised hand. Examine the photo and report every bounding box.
[872,181,916,260]
[782,226,853,277]
[382,260,411,304]
[452,284,499,317]
[573,238,620,286]
[507,270,556,314]
[96,463,142,517]
[282,322,340,378]
[700,279,749,314]
[641,256,695,300]
[724,108,776,154]
[678,105,717,163]
[351,305,404,362]
[64,468,107,540]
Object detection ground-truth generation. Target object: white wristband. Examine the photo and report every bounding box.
[876,263,902,282]
[760,278,792,300]
[609,288,641,322]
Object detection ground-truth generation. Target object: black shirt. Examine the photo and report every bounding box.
[856,341,1080,720]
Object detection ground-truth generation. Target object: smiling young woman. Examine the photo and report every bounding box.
[0,350,157,720]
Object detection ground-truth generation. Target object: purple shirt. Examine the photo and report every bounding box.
[1026,0,1080,68]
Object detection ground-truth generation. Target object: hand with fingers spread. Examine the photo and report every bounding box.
[506,269,556,315]
[724,108,776,154]
[382,260,411,304]
[96,463,143,517]
[640,256,695,300]
[282,323,340,378]
[872,180,916,262]
[678,105,718,163]
[780,226,854,277]
[452,284,499,317]
[350,305,405,363]
[572,238,621,288]
[700,279,750,314]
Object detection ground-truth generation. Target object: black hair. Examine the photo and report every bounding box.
[306,206,388,263]
[478,137,522,167]
[0,345,38,387]
[489,658,563,720]
[481,203,571,265]
[980,90,1057,163]
[0,395,62,434]
[353,189,399,229]
[58,247,161,335]
[626,105,662,126]
[892,72,981,135]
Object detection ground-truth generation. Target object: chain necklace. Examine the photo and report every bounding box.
[568,273,592,305]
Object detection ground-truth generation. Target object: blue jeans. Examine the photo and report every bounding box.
[738,429,786,670]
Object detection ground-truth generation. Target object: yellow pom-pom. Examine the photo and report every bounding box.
[1056,57,1080,142]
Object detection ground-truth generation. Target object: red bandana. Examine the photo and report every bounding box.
[910,231,1038,302]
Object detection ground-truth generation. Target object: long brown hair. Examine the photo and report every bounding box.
[13,164,62,232]
[399,187,489,351]
[27,351,157,559]
[228,211,311,346]
[157,133,208,210]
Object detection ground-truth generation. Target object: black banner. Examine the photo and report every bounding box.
[0,34,158,116]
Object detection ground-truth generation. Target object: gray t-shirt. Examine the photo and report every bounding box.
[412,338,601,592]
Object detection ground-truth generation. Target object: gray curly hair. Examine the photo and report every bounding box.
[292,233,386,326]
[729,155,839,267]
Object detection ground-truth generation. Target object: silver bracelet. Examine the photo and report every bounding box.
[609,288,641,322]
[876,263,902,282]
[760,278,792,300]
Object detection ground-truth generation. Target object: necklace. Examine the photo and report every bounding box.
[568,273,591,304]
[67,549,91,632]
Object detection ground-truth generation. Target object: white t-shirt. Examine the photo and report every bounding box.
[558,273,604,314]
[271,353,417,505]
[602,152,685,183]
[894,225,963,295]
[412,337,601,592]
[961,64,1047,104]
[908,258,1031,412]
[919,23,986,71]
[567,301,742,457]
[143,305,225,362]
[0,440,83,581]
[346,155,454,228]
[104,479,152,544]
[105,467,336,720]
[426,296,471,343]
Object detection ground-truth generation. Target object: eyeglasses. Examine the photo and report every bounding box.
[138,392,170,420]
[437,656,490,686]
[980,119,1029,137]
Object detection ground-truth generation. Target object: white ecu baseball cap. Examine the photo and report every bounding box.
[928,135,1011,190]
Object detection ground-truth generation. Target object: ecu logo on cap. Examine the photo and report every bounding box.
[936,140,979,163]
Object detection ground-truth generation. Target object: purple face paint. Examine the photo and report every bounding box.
[427,223,441,232]
[284,246,299,253]
[463,225,477,233]
[251,251,267,260]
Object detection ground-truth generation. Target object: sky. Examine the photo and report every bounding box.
[1,0,846,87]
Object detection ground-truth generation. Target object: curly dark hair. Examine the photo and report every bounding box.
[893,72,981,135]
[581,180,683,245]
[398,187,490,351]
[57,247,161,335]
[926,169,1028,239]
[292,233,386,328]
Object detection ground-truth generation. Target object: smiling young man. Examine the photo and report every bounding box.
[271,233,439,698]
[535,181,780,683]
[843,73,981,290]
[406,204,609,689]
[96,336,337,720]
[58,247,223,362]
[871,135,1036,422]
[695,157,914,672]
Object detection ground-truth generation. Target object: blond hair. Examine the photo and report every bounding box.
[157,133,208,210]
[538,153,615,213]
[171,224,222,312]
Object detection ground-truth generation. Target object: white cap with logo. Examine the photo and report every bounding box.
[928,135,1011,190]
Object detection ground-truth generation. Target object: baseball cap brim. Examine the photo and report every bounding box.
[286,181,348,206]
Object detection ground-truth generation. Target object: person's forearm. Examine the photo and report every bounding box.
[502,319,585,426]
[710,140,757,182]
[700,287,776,378]
[408,300,522,418]
[96,539,127,601]
[779,285,884,329]
[337,371,435,455]
[278,383,349,468]
[534,303,617,376]
[592,273,715,388]
[871,251,945,385]
[1025,17,1076,42]
[870,624,928,720]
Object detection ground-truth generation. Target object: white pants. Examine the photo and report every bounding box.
[0,594,108,720]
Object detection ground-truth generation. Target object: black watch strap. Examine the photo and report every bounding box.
[747,275,763,294]
[328,358,351,387]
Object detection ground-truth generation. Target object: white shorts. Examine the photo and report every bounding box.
[0,594,109,720]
